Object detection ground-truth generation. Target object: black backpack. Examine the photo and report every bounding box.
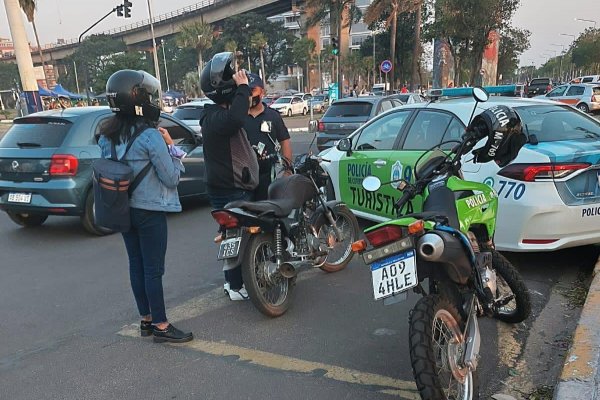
[92,127,152,232]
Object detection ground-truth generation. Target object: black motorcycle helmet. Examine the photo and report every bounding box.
[200,52,237,104]
[106,70,161,122]
[469,105,527,167]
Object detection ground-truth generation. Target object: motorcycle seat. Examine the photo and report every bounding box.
[225,198,297,217]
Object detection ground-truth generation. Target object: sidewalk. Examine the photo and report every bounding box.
[553,256,600,399]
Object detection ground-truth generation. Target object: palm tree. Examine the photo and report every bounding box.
[177,21,214,79]
[182,71,200,98]
[364,0,423,91]
[18,0,49,89]
[250,33,268,82]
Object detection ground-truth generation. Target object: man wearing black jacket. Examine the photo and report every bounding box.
[200,53,259,300]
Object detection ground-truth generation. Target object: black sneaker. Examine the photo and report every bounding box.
[140,320,153,337]
[152,324,193,343]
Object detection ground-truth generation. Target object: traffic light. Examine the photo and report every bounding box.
[123,0,132,18]
[116,5,124,17]
[331,37,339,56]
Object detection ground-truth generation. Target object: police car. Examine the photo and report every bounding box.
[319,85,600,251]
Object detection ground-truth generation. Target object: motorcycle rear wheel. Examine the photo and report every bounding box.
[242,232,294,317]
[483,246,531,323]
[313,205,360,273]
[409,294,480,400]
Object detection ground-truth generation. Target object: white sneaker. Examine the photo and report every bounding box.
[227,286,249,301]
[223,282,230,295]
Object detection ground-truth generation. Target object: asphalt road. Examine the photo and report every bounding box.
[0,133,597,399]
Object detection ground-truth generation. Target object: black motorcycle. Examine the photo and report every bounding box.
[211,154,360,317]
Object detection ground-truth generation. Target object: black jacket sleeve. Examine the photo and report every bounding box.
[201,85,251,137]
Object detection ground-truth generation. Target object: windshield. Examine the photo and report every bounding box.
[515,105,600,142]
[312,96,326,101]
[274,97,292,104]
[324,102,373,117]
[0,118,72,148]
[172,107,205,120]
[396,95,410,102]
[415,148,447,178]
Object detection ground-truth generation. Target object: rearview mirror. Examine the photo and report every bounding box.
[337,138,352,153]
[362,176,381,192]
[472,86,489,103]
[308,119,318,133]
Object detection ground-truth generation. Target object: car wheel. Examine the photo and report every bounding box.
[577,103,590,113]
[6,211,48,227]
[287,109,292,117]
[81,190,113,236]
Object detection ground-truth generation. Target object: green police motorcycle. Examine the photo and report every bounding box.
[353,88,531,400]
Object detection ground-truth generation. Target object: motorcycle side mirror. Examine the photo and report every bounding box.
[337,138,352,155]
[362,176,381,192]
[472,86,489,103]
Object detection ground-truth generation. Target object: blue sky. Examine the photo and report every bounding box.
[1,0,598,67]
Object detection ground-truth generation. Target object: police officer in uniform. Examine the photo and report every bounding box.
[244,73,293,200]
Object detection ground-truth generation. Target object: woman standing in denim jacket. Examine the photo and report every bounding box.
[98,69,193,343]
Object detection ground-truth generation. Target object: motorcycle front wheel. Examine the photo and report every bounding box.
[313,205,360,273]
[241,232,294,317]
[409,294,480,400]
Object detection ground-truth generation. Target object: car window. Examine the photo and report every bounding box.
[379,100,393,113]
[172,107,206,120]
[566,86,585,96]
[324,102,373,117]
[593,86,600,96]
[547,86,567,97]
[292,98,301,104]
[0,118,72,148]
[158,117,195,145]
[582,77,593,83]
[353,110,411,151]
[530,78,550,85]
[274,97,291,104]
[516,105,600,142]
[440,118,466,150]
[402,111,452,150]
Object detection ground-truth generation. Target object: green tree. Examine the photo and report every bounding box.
[292,37,316,89]
[571,28,600,72]
[176,21,214,79]
[159,39,196,92]
[18,0,48,89]
[0,63,20,90]
[250,32,268,81]
[497,27,530,83]
[182,71,201,98]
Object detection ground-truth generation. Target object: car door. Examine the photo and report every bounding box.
[394,110,456,213]
[338,109,413,219]
[292,97,303,114]
[560,85,585,106]
[544,85,568,101]
[158,115,206,197]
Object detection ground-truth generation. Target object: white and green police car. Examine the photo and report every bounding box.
[319,86,600,251]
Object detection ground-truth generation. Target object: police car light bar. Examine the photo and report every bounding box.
[428,85,523,99]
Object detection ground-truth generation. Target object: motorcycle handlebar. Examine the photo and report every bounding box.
[395,189,414,211]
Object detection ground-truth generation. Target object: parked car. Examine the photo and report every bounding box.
[264,95,280,107]
[172,99,214,136]
[308,95,329,112]
[270,96,307,117]
[315,96,403,151]
[525,77,553,97]
[389,92,427,104]
[536,83,600,113]
[570,75,600,84]
[0,107,207,235]
[318,92,600,252]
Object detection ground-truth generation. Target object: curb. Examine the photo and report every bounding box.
[553,256,600,400]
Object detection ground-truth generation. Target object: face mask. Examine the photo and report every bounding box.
[251,96,261,108]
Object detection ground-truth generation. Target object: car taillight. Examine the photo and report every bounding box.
[592,94,599,103]
[498,163,590,182]
[211,210,239,228]
[50,154,78,176]
[365,225,403,247]
[318,120,325,131]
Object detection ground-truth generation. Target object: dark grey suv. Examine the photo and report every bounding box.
[0,107,207,235]
[316,96,402,151]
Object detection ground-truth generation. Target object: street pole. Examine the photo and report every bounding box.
[372,32,376,86]
[296,64,301,92]
[317,50,322,92]
[161,39,170,91]
[73,60,80,94]
[4,0,42,114]
[146,0,163,109]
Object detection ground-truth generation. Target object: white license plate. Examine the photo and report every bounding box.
[217,237,242,260]
[371,250,418,300]
[8,192,32,203]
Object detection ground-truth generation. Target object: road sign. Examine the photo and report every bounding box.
[380,60,393,74]
[329,83,339,101]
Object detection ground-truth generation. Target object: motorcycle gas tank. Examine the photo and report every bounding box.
[444,176,498,238]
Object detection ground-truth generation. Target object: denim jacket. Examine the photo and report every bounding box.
[98,127,184,212]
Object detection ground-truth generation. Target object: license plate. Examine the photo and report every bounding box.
[8,192,32,203]
[217,237,242,260]
[371,250,418,300]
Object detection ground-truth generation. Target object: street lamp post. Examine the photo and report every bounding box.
[551,44,565,82]
[146,0,163,109]
[560,33,577,81]
[161,39,170,92]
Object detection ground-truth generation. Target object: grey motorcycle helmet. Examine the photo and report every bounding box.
[106,69,161,122]
[200,52,237,104]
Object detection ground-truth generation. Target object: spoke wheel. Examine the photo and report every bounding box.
[314,206,359,273]
[242,233,293,317]
[409,295,479,400]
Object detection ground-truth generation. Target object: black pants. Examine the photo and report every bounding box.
[254,171,272,201]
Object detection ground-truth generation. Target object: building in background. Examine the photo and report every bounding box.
[0,37,15,58]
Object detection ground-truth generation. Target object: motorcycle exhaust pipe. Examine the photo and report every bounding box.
[278,262,297,279]
[418,233,445,261]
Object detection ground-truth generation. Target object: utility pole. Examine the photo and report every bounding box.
[146,0,163,109]
[4,0,42,114]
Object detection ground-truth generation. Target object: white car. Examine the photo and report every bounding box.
[172,99,214,137]
[270,96,307,117]
[318,92,600,252]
